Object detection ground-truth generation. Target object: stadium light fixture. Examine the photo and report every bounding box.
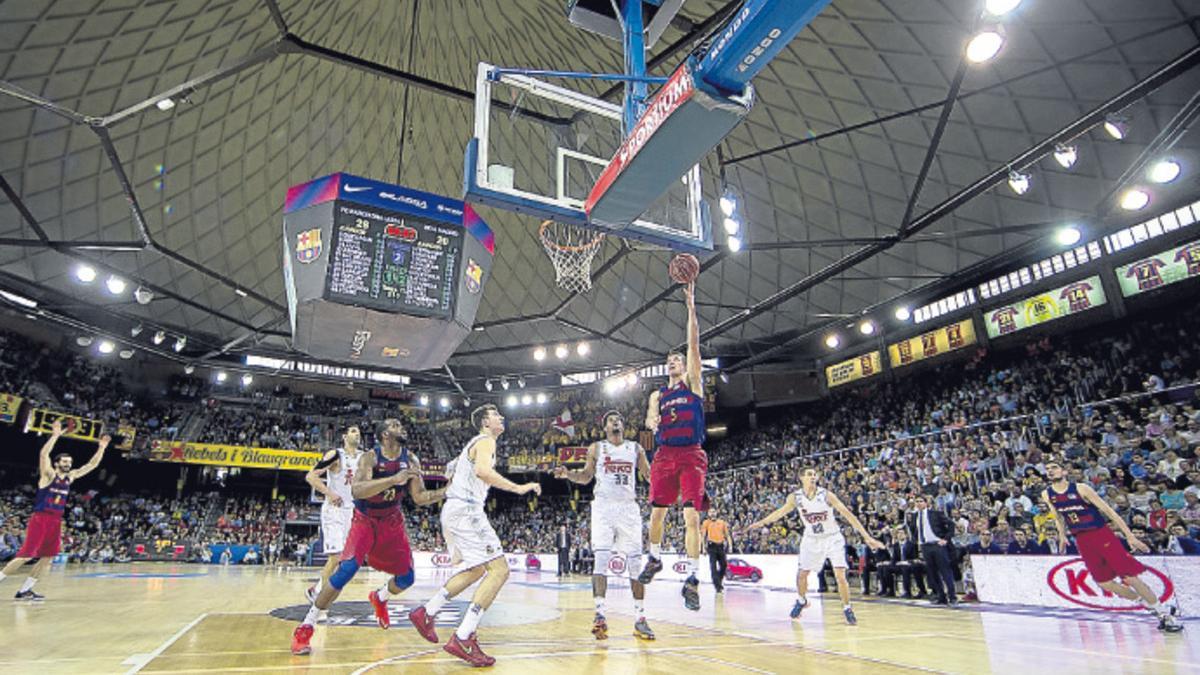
[76,336,93,347]
[215,371,228,383]
[521,394,533,406]
[603,378,623,396]
[984,0,1021,16]
[75,264,97,283]
[719,188,737,218]
[131,324,143,337]
[173,336,186,352]
[727,235,743,252]
[518,377,527,389]
[501,377,510,391]
[1120,188,1150,211]
[105,275,127,295]
[859,321,875,336]
[0,289,37,309]
[155,97,176,111]
[1055,226,1082,247]
[824,334,841,349]
[966,28,1005,63]
[506,394,518,407]
[1103,113,1129,140]
[536,393,547,405]
[723,217,740,235]
[134,286,153,305]
[1053,144,1078,169]
[1149,159,1181,184]
[1007,170,1031,195]
[152,330,166,345]
[419,394,430,406]
[576,341,590,357]
[554,344,569,359]
[625,372,639,388]
[241,373,253,386]
[184,365,195,375]
[895,306,912,321]
[97,340,115,354]
[119,348,134,360]
[485,379,493,392]
[439,397,450,409]
[533,346,547,361]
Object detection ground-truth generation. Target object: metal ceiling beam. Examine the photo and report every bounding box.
[0,238,146,251]
[262,0,289,35]
[897,58,969,232]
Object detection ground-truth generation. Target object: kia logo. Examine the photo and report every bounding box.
[608,554,627,575]
[672,561,688,575]
[431,553,452,567]
[1046,558,1173,611]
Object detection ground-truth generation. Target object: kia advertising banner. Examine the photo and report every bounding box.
[973,555,1199,611]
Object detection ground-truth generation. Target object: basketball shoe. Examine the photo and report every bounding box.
[445,632,495,667]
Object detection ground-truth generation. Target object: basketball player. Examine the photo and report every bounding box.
[303,425,362,608]
[742,467,883,625]
[0,420,109,599]
[638,281,709,611]
[1043,457,1183,632]
[291,418,447,655]
[553,410,655,641]
[408,404,542,667]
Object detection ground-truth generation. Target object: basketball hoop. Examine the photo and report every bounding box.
[539,220,605,294]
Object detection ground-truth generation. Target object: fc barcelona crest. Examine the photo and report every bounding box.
[296,228,322,264]
[465,258,483,294]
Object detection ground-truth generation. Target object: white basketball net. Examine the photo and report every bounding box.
[539,220,606,294]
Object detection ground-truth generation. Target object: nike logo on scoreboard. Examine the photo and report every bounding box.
[344,185,372,193]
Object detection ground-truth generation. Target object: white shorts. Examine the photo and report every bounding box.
[320,505,354,554]
[441,499,504,569]
[590,500,643,556]
[798,534,847,571]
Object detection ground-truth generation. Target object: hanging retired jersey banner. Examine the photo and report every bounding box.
[825,351,882,389]
[888,319,977,369]
[25,408,104,441]
[985,275,1106,339]
[0,393,22,424]
[1116,239,1200,297]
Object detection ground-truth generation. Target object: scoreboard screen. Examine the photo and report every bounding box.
[325,203,463,320]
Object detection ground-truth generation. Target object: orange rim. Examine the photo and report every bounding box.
[539,220,605,253]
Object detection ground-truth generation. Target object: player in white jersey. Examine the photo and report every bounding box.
[303,425,362,605]
[743,466,883,625]
[554,410,655,641]
[408,404,542,667]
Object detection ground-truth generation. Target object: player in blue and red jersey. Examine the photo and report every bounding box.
[638,281,709,611]
[1043,457,1183,632]
[0,419,109,600]
[291,418,448,655]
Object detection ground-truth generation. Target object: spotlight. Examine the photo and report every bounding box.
[119,349,134,360]
[501,377,510,391]
[216,371,228,383]
[1103,113,1129,140]
[536,393,547,405]
[155,97,176,111]
[0,290,36,308]
[719,372,729,384]
[76,336,93,347]
[604,378,623,396]
[241,373,253,386]
[518,377,526,389]
[1053,144,1078,169]
[1007,170,1031,195]
[419,394,430,406]
[984,0,1021,16]
[1055,226,1082,247]
[105,276,127,295]
[966,28,1005,63]
[728,235,743,252]
[173,336,186,352]
[463,397,471,407]
[723,217,740,235]
[134,286,153,305]
[1149,159,1181,184]
[533,346,547,361]
[439,397,450,409]
[521,394,532,406]
[131,324,143,337]
[859,321,875,336]
[576,342,590,357]
[1120,188,1150,211]
[75,265,97,283]
[895,306,911,321]
[153,330,166,345]
[555,344,569,359]
[506,394,518,407]
[184,365,195,375]
[485,379,493,392]
[624,372,639,388]
[719,190,737,217]
[824,334,841,349]
[97,340,115,354]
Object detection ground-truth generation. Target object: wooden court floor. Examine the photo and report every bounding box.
[0,563,1195,674]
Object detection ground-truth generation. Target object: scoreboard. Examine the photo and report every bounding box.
[282,173,494,370]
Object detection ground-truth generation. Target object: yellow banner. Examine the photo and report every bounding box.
[115,423,138,451]
[0,393,21,424]
[24,408,104,442]
[825,351,882,389]
[888,319,977,369]
[148,440,322,472]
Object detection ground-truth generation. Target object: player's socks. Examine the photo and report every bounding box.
[455,603,485,641]
[594,596,606,615]
[649,543,662,558]
[302,604,321,627]
[376,584,392,601]
[18,577,37,593]
[633,599,645,619]
[312,579,323,596]
[424,588,451,617]
[687,558,699,577]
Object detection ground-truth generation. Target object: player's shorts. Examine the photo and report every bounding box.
[320,505,354,554]
[798,534,847,571]
[441,498,504,569]
[340,508,413,577]
[591,499,643,556]
[649,445,708,508]
[16,511,63,558]
[1074,526,1147,584]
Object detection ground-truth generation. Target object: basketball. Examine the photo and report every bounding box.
[668,253,700,284]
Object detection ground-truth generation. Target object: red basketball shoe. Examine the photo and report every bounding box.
[409,605,439,643]
[444,632,495,667]
[368,590,390,629]
[291,624,314,656]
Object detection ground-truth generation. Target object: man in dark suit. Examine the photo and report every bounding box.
[907,495,957,605]
[556,525,570,577]
[876,528,927,598]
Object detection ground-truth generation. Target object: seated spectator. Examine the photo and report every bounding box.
[967,530,1002,555]
[1006,529,1048,554]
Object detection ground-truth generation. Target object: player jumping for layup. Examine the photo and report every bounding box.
[0,420,108,599]
[291,418,447,655]
[409,404,542,667]
[1043,457,1183,632]
[743,467,883,625]
[554,410,655,641]
[639,281,708,611]
[303,425,362,608]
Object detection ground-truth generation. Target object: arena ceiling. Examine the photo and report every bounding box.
[1,0,1199,390]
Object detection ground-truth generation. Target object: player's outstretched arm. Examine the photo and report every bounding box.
[70,433,109,480]
[554,443,597,484]
[473,438,541,496]
[38,419,66,480]
[1078,483,1148,552]
[684,283,703,397]
[742,494,797,532]
[406,454,448,506]
[351,451,407,499]
[306,449,341,506]
[829,492,883,549]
